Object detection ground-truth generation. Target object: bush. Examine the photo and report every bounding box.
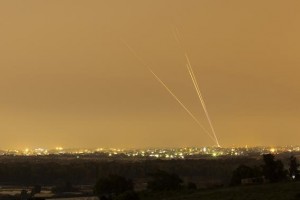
[147,170,183,191]
[94,175,134,196]
[289,156,300,181]
[52,181,78,194]
[262,154,287,182]
[187,182,197,190]
[31,185,42,196]
[295,193,300,200]
[116,191,140,200]
[230,165,261,185]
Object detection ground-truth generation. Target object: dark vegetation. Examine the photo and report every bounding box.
[51,181,79,194]
[92,154,300,200]
[289,155,300,180]
[139,181,300,200]
[0,154,299,200]
[0,156,260,186]
[230,165,262,185]
[230,154,299,186]
[94,175,134,198]
[147,170,183,191]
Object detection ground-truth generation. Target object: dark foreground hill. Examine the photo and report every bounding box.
[0,155,261,186]
[140,182,300,200]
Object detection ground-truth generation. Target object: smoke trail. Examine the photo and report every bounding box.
[172,27,221,147]
[172,29,180,44]
[174,26,181,42]
[122,41,217,144]
[148,68,216,143]
[185,56,221,147]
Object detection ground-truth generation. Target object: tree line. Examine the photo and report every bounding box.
[231,154,300,185]
[0,157,258,185]
[92,154,299,200]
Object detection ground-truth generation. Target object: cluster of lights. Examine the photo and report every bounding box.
[0,146,299,158]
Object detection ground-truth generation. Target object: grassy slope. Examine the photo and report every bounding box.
[140,182,300,200]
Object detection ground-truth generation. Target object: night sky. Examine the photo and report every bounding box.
[1,0,300,149]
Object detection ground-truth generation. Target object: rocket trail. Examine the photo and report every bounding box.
[123,41,217,144]
[148,68,216,143]
[185,56,221,147]
[172,29,180,44]
[172,27,221,147]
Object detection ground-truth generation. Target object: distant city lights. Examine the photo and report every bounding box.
[0,146,298,159]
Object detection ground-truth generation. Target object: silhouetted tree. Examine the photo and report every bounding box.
[262,154,287,182]
[115,191,140,200]
[289,156,300,181]
[147,170,183,191]
[230,165,262,185]
[295,192,300,199]
[30,185,42,196]
[94,175,133,197]
[187,182,197,190]
[20,190,29,200]
[52,181,78,194]
[99,195,112,200]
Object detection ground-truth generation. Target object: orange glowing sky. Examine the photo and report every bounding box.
[0,0,300,149]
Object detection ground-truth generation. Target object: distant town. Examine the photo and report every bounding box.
[0,146,299,200]
[1,146,300,159]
